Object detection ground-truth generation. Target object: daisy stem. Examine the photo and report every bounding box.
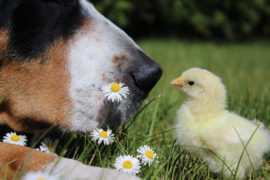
[97,146,103,167]
[98,102,113,128]
[89,144,99,165]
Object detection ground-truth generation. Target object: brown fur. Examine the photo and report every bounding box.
[0,142,57,179]
[0,30,9,125]
[0,38,72,132]
[102,73,106,81]
[0,30,9,60]
[112,54,127,70]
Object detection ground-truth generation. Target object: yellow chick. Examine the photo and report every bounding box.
[171,68,270,179]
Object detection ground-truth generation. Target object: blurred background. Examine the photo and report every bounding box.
[90,0,270,41]
[89,0,270,130]
[88,2,270,177]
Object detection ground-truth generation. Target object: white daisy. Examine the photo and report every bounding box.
[252,119,265,129]
[22,171,58,180]
[92,128,114,145]
[3,132,27,146]
[101,82,129,102]
[39,138,59,156]
[137,145,157,166]
[114,155,141,175]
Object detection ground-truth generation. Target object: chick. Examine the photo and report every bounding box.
[171,68,270,179]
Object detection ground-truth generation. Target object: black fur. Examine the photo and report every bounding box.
[0,0,84,61]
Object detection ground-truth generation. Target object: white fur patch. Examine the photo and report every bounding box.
[68,0,141,132]
[43,158,140,180]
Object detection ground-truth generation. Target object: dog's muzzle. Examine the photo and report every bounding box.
[131,50,162,93]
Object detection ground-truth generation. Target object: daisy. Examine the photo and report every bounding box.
[22,171,58,180]
[137,145,157,166]
[252,119,265,129]
[92,128,114,145]
[101,82,129,102]
[39,138,59,156]
[114,155,141,175]
[3,132,27,146]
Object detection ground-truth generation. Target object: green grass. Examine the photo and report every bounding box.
[3,40,270,179]
[138,40,270,130]
[72,40,270,180]
[135,40,270,179]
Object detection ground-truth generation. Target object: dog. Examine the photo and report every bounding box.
[0,0,162,179]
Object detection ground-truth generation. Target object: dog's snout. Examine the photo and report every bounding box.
[132,53,162,93]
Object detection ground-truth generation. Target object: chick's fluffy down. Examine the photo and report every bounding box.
[176,106,270,178]
[173,68,270,179]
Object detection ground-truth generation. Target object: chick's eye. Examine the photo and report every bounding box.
[188,81,195,86]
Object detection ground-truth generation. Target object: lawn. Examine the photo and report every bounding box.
[74,40,270,180]
[4,40,270,179]
[138,39,270,132]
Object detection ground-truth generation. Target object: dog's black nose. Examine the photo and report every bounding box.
[132,51,162,93]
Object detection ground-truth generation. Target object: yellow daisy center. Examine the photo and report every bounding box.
[122,160,133,169]
[48,143,54,152]
[99,131,108,138]
[255,122,260,126]
[11,135,20,142]
[36,178,47,180]
[111,83,120,92]
[145,150,154,159]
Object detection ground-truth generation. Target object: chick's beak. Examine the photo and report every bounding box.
[171,77,183,88]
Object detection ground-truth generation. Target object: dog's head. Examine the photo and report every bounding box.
[0,0,162,132]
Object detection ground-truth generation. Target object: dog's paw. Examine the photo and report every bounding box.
[43,157,141,180]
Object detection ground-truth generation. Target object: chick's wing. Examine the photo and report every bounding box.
[222,126,251,144]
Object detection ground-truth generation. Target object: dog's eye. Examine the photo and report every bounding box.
[188,81,195,86]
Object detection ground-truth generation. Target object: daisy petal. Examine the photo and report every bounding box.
[39,138,59,156]
[114,155,141,175]
[252,118,265,129]
[137,145,157,167]
[3,132,27,146]
[101,82,129,102]
[22,171,58,180]
[92,128,115,145]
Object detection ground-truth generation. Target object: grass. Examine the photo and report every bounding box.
[3,40,270,179]
[72,40,270,179]
[138,39,270,130]
[135,40,270,179]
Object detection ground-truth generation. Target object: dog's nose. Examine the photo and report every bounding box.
[132,51,162,93]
